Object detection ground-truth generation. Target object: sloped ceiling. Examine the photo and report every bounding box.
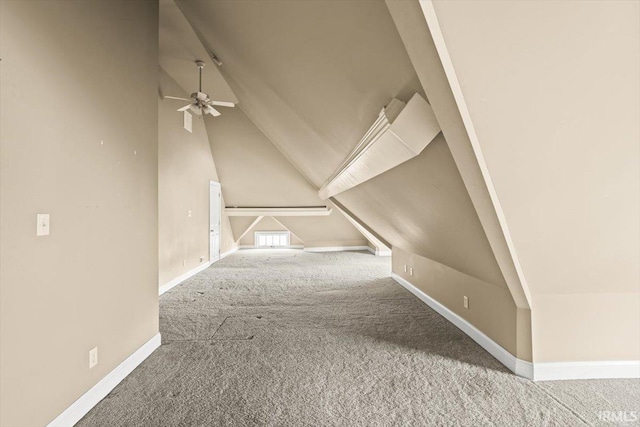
[335,134,506,287]
[174,0,506,287]
[160,0,370,249]
[175,0,424,187]
[159,0,237,103]
[204,106,366,246]
[203,107,321,207]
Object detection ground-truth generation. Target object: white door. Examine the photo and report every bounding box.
[210,181,221,262]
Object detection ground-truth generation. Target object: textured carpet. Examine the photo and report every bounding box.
[79,250,639,426]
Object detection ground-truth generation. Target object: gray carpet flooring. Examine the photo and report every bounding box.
[78,250,639,426]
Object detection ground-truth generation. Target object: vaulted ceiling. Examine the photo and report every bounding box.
[175,0,425,187]
[160,0,508,292]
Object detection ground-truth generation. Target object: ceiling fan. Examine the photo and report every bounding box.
[164,60,234,117]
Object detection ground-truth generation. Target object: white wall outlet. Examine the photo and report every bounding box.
[187,210,192,218]
[403,264,407,273]
[409,267,413,276]
[89,347,98,369]
[36,213,50,236]
[183,259,186,267]
[463,296,469,309]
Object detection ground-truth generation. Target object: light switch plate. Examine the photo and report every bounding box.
[183,110,193,133]
[36,214,50,236]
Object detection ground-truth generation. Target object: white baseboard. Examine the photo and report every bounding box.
[238,245,304,250]
[47,333,161,427]
[304,245,371,253]
[220,246,239,259]
[392,273,640,381]
[391,273,533,378]
[237,246,369,253]
[533,360,640,381]
[159,261,211,296]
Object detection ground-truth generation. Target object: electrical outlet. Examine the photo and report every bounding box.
[409,267,413,276]
[183,260,186,266]
[187,210,192,218]
[463,296,469,309]
[200,256,205,262]
[89,347,98,369]
[403,264,407,273]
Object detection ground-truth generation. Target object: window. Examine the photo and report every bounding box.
[255,231,290,248]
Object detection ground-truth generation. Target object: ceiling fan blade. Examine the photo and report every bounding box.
[208,100,235,108]
[177,104,192,112]
[206,106,221,117]
[164,96,191,101]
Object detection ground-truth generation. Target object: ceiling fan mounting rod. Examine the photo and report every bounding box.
[196,60,205,93]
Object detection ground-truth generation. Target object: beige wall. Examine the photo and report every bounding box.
[238,216,303,247]
[336,135,506,287]
[158,68,235,287]
[335,135,525,358]
[204,107,367,248]
[430,0,640,362]
[277,212,368,249]
[393,247,521,358]
[220,209,236,255]
[0,2,159,426]
[204,107,322,207]
[229,216,260,241]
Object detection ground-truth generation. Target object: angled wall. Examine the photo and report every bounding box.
[336,134,518,355]
[0,1,159,425]
[158,68,236,288]
[238,216,304,247]
[229,216,261,242]
[428,0,640,363]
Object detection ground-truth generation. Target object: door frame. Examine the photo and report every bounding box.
[209,180,222,262]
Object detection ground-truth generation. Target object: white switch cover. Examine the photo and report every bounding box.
[36,214,50,236]
[403,264,407,273]
[89,347,98,369]
[463,296,469,309]
[409,267,413,276]
[183,111,193,133]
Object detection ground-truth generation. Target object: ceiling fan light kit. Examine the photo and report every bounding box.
[164,60,235,117]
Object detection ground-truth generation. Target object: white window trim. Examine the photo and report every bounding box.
[254,231,291,248]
